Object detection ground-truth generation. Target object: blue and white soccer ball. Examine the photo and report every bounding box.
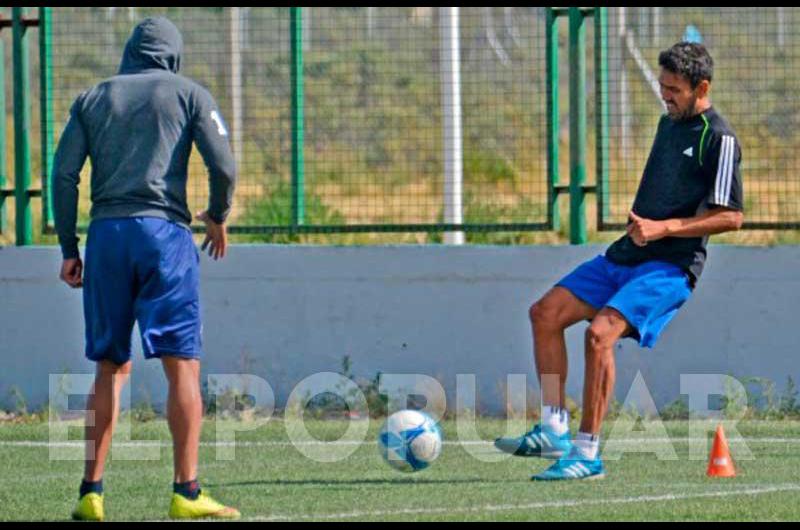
[378,410,443,473]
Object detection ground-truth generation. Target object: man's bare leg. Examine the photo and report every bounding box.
[492,287,598,456]
[580,307,631,436]
[161,357,202,484]
[530,287,597,408]
[84,360,132,482]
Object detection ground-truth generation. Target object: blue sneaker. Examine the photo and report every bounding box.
[532,447,606,481]
[494,425,573,459]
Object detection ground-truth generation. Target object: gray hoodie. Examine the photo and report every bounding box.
[53,17,236,259]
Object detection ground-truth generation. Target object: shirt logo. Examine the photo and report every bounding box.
[683,147,694,158]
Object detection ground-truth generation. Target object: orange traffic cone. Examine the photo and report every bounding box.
[707,424,736,478]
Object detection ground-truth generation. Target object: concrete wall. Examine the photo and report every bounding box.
[1,245,798,414]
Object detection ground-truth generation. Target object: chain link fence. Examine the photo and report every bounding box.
[46,7,549,241]
[2,7,800,245]
[605,7,800,229]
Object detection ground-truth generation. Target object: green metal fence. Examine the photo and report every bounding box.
[0,10,7,236]
[604,7,800,230]
[41,7,552,239]
[0,7,51,246]
[2,7,800,246]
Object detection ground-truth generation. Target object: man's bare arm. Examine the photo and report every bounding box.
[628,208,743,247]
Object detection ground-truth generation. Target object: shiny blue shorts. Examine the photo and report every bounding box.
[556,254,692,348]
[83,217,202,364]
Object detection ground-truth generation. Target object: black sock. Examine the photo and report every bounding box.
[79,479,103,499]
[174,479,201,500]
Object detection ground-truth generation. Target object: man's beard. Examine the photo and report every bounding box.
[669,95,699,121]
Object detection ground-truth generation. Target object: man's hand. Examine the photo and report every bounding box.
[196,210,228,260]
[60,258,83,288]
[627,211,673,247]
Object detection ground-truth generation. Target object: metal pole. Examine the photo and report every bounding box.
[440,6,464,245]
[568,7,587,245]
[652,7,661,46]
[105,7,115,57]
[229,7,244,173]
[619,7,631,193]
[40,7,54,230]
[367,7,374,40]
[637,6,647,42]
[545,8,560,232]
[290,7,305,227]
[12,7,32,246]
[0,25,7,235]
[595,8,610,228]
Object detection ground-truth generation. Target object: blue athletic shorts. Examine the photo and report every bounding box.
[555,254,692,348]
[83,217,202,364]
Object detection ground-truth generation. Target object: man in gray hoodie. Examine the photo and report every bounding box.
[53,17,239,521]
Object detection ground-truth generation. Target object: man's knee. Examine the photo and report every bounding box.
[586,311,628,355]
[586,325,617,356]
[529,298,563,331]
[161,356,201,385]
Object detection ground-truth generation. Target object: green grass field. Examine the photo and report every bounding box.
[0,419,798,521]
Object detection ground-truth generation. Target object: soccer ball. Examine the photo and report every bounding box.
[378,410,443,473]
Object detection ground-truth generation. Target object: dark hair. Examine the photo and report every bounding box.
[658,42,714,88]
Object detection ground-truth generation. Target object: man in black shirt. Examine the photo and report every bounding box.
[495,42,744,481]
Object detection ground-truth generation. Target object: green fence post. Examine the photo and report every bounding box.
[290,7,305,227]
[595,7,610,229]
[568,7,587,245]
[546,8,560,232]
[0,26,7,235]
[12,6,32,246]
[39,6,54,231]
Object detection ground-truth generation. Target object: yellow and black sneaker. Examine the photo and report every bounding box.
[71,493,105,522]
[168,491,241,520]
